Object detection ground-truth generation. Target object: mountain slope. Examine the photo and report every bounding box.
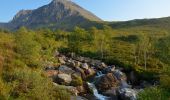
[2,0,102,30]
[109,17,170,30]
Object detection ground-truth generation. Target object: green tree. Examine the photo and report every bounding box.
[15,27,41,68]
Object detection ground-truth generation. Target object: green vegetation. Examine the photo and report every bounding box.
[0,21,170,99]
[71,75,83,87]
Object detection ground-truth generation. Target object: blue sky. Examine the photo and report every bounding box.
[0,0,170,22]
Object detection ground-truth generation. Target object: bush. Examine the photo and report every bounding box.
[160,75,170,91]
[6,68,70,100]
[71,75,83,87]
[138,87,169,100]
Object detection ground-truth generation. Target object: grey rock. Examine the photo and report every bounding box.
[58,65,75,75]
[57,74,72,85]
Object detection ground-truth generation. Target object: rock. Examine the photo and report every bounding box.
[75,67,86,79]
[90,60,101,66]
[68,59,76,68]
[113,69,126,80]
[71,96,88,100]
[81,63,89,70]
[56,74,72,85]
[72,72,82,78]
[58,57,66,64]
[120,80,131,89]
[129,71,138,85]
[95,73,119,92]
[54,50,60,57]
[140,81,152,88]
[102,66,115,74]
[97,62,107,70]
[45,70,58,77]
[76,86,86,94]
[75,56,85,62]
[84,57,91,63]
[58,65,75,75]
[118,88,138,100]
[66,86,79,96]
[84,68,95,76]
[75,61,81,67]
[103,88,118,100]
[45,66,55,70]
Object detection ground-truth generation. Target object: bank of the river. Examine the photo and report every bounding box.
[44,52,157,100]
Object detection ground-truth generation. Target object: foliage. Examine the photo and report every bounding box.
[138,87,170,100]
[71,75,83,87]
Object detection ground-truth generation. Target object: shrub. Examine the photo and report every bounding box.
[71,75,83,87]
[138,87,169,100]
[7,68,70,100]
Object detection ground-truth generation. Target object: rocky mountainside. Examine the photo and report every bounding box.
[1,0,102,30]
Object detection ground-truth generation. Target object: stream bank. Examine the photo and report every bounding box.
[44,52,157,100]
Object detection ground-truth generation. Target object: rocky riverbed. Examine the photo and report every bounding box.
[44,52,156,100]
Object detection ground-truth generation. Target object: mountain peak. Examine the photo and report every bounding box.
[3,0,102,30]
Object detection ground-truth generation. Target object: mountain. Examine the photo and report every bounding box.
[1,0,103,30]
[109,17,170,30]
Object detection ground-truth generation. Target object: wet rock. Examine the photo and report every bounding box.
[56,74,72,85]
[113,69,126,81]
[102,65,115,74]
[120,80,131,89]
[58,65,75,75]
[103,87,118,100]
[118,88,138,100]
[95,73,119,92]
[140,81,152,88]
[129,71,138,85]
[71,96,88,100]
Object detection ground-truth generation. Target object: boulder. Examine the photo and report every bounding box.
[75,61,81,67]
[54,50,60,57]
[129,71,138,85]
[58,65,75,75]
[120,80,131,89]
[81,63,89,70]
[58,57,66,64]
[75,67,86,79]
[118,88,138,100]
[56,74,72,85]
[71,96,88,100]
[90,60,101,66]
[45,70,58,77]
[103,87,118,100]
[84,68,95,76]
[95,73,119,92]
[66,86,79,96]
[76,86,86,94]
[102,66,115,74]
[97,62,107,70]
[113,69,126,81]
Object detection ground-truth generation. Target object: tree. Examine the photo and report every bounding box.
[15,27,41,68]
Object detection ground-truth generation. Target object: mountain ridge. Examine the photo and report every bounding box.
[0,0,102,30]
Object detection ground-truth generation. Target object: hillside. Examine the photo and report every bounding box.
[0,0,103,30]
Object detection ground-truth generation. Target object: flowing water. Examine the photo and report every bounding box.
[87,82,110,100]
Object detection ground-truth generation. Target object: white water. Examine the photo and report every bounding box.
[87,82,109,100]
